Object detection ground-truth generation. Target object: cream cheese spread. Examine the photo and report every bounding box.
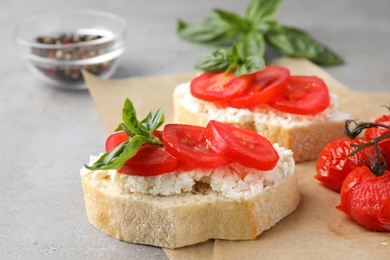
[80,144,294,201]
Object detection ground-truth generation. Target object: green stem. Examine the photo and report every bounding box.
[345,119,389,176]
[349,131,390,156]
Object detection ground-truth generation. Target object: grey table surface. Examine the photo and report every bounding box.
[1,0,389,259]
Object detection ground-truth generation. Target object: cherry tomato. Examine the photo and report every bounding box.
[162,124,231,170]
[269,76,330,115]
[190,72,250,102]
[315,137,376,192]
[204,120,279,171]
[105,131,128,152]
[376,139,390,171]
[338,166,376,199]
[118,144,180,176]
[365,115,390,139]
[380,198,390,225]
[364,115,390,170]
[106,130,163,152]
[337,167,390,231]
[229,66,290,108]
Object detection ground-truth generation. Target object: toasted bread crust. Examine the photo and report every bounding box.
[81,170,300,249]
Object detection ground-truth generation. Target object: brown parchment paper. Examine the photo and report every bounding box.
[83,57,390,260]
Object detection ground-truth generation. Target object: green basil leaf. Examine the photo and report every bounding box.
[122,98,149,136]
[265,25,344,65]
[194,48,233,73]
[231,41,240,58]
[114,123,124,132]
[85,142,127,169]
[195,42,265,76]
[213,9,251,33]
[223,43,240,74]
[84,97,167,171]
[246,0,282,30]
[177,12,239,46]
[227,42,245,74]
[235,30,266,57]
[84,135,149,170]
[234,55,265,76]
[141,108,165,133]
[115,122,134,138]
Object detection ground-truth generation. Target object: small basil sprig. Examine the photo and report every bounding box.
[178,0,343,66]
[195,42,265,76]
[84,98,164,170]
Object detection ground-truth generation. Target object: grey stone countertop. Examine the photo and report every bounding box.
[1,0,389,259]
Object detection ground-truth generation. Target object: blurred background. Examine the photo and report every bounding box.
[2,0,389,91]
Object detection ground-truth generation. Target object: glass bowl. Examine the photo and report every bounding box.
[15,10,127,90]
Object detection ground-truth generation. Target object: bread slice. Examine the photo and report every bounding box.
[173,82,350,162]
[80,145,300,249]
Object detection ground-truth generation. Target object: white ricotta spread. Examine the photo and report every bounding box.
[174,81,350,129]
[80,144,294,201]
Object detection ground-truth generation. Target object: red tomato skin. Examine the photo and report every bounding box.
[269,76,330,115]
[379,198,390,224]
[190,72,250,102]
[105,131,129,152]
[377,139,390,171]
[229,66,290,108]
[118,144,180,176]
[162,124,231,170]
[315,137,376,192]
[365,115,390,139]
[204,120,279,171]
[153,130,163,141]
[364,115,390,171]
[337,166,376,204]
[337,168,390,231]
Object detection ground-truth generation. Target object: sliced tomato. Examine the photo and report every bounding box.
[229,66,290,108]
[269,76,330,115]
[337,167,390,231]
[204,120,279,170]
[190,72,250,102]
[105,131,129,152]
[106,130,164,152]
[153,129,163,141]
[118,144,180,176]
[315,137,376,192]
[365,115,390,139]
[162,124,231,170]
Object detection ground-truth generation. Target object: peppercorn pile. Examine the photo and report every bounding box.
[33,32,112,84]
